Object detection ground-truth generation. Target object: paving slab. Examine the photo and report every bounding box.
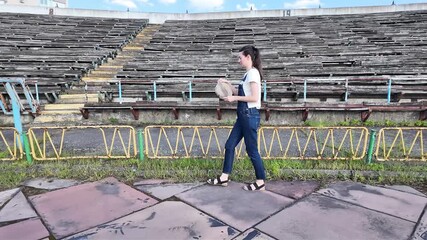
[29,177,158,239]
[0,218,50,240]
[23,178,80,190]
[410,208,427,240]
[257,194,415,240]
[385,185,426,197]
[136,182,203,200]
[0,188,20,208]
[176,182,294,231]
[267,180,319,200]
[133,179,173,186]
[318,181,427,222]
[233,228,276,240]
[65,201,239,240]
[0,191,37,223]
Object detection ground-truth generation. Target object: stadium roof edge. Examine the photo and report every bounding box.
[1,3,427,24]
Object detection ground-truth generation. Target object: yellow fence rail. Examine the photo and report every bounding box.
[2,125,424,161]
[259,127,369,160]
[0,127,23,160]
[28,126,137,160]
[145,126,239,159]
[375,127,426,161]
[144,126,369,160]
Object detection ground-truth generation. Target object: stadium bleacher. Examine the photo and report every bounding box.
[0,9,426,122]
[81,10,427,122]
[0,12,148,105]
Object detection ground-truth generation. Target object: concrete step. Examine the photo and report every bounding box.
[90,70,118,75]
[44,103,84,110]
[82,77,113,81]
[115,56,134,59]
[56,98,98,104]
[40,110,82,115]
[34,113,83,123]
[81,81,113,86]
[132,38,151,42]
[86,73,116,78]
[57,99,98,103]
[122,46,144,51]
[57,94,98,103]
[65,89,100,94]
[103,60,130,65]
[98,65,123,70]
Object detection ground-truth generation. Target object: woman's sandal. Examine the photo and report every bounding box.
[207,175,229,187]
[243,182,265,191]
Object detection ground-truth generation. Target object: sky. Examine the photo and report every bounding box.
[68,0,427,13]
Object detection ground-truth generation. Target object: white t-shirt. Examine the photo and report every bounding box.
[240,68,261,109]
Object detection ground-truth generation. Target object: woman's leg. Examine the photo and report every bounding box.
[208,119,243,185]
[222,119,243,175]
[242,115,266,180]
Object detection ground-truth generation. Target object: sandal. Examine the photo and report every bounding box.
[207,175,229,187]
[243,182,265,191]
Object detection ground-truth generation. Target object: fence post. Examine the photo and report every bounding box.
[263,81,267,102]
[365,129,377,164]
[387,79,392,104]
[153,81,157,101]
[188,81,192,102]
[22,132,33,163]
[118,80,123,104]
[344,78,348,102]
[35,81,40,103]
[138,129,144,162]
[303,79,307,102]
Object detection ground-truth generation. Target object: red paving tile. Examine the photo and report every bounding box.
[0,218,49,240]
[29,177,157,239]
[267,180,320,200]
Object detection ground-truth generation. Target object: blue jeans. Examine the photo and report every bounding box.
[222,107,266,179]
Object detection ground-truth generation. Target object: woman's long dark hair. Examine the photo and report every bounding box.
[239,45,263,80]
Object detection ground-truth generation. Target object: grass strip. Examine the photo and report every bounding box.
[0,158,426,192]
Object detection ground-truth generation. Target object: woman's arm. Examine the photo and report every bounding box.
[224,82,259,103]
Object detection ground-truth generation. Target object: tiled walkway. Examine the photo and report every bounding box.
[0,177,426,240]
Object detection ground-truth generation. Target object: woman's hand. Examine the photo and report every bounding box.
[223,96,237,102]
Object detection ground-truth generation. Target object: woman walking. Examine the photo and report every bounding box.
[208,45,266,191]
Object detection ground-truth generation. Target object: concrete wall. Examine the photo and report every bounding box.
[1,0,39,6]
[0,3,427,23]
[0,108,420,127]
[1,0,66,8]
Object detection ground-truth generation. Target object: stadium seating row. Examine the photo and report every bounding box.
[0,12,148,103]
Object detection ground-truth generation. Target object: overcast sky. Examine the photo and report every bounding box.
[68,0,427,13]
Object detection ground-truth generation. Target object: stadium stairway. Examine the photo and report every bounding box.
[34,24,162,124]
[82,24,161,83]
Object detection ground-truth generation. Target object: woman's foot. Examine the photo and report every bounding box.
[207,175,229,187]
[243,180,265,191]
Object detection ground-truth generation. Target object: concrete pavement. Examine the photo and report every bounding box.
[0,177,426,240]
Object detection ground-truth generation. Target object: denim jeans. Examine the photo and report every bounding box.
[222,107,266,179]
